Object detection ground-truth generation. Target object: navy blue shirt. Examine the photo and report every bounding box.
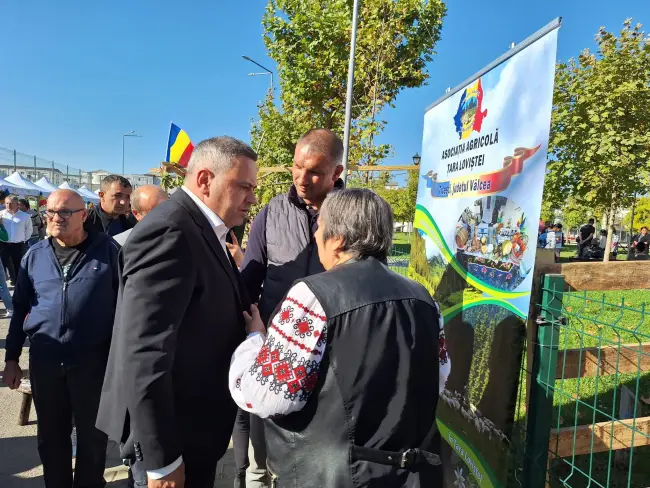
[240,190,319,303]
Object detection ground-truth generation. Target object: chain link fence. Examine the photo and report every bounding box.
[0,146,160,192]
[0,146,101,191]
[512,274,650,488]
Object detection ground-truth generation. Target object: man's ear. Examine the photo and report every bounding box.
[98,191,105,200]
[195,169,213,194]
[333,165,344,181]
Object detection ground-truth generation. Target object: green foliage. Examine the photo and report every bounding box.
[558,196,602,231]
[622,196,650,232]
[545,19,650,214]
[347,170,419,222]
[159,169,184,192]
[539,199,555,223]
[251,0,446,208]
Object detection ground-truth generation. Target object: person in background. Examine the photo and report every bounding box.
[632,226,650,256]
[553,223,563,262]
[230,189,448,487]
[234,128,345,488]
[113,185,168,246]
[84,175,134,236]
[539,225,551,248]
[598,229,608,249]
[19,198,45,247]
[577,218,596,258]
[3,189,120,488]
[0,195,33,285]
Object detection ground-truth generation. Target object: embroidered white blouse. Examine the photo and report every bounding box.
[229,282,451,419]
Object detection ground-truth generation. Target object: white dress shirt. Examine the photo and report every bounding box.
[147,187,230,480]
[181,186,229,254]
[0,209,33,243]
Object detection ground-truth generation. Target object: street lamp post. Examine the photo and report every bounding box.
[242,55,274,92]
[122,131,142,176]
[412,153,421,165]
[341,0,361,185]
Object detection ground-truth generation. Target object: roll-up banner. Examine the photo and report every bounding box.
[412,18,561,487]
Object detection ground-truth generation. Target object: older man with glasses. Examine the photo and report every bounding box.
[3,189,121,488]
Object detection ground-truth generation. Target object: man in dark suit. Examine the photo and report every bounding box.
[97,136,258,488]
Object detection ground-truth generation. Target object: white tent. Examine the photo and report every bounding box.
[5,171,48,196]
[0,177,20,193]
[78,185,100,202]
[59,181,97,204]
[58,181,77,191]
[34,176,59,193]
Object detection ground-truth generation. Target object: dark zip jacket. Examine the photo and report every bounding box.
[5,233,120,363]
[84,205,135,236]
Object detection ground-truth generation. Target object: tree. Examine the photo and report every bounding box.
[250,0,446,210]
[558,197,602,232]
[347,169,419,223]
[622,197,650,233]
[544,19,650,261]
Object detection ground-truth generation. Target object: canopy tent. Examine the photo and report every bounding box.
[58,181,76,191]
[5,171,48,197]
[34,176,59,193]
[59,181,97,204]
[0,177,20,193]
[78,185,100,202]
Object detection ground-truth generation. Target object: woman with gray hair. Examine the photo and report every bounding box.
[229,188,448,487]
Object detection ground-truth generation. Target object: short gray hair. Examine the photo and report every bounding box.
[186,136,258,175]
[5,195,19,204]
[320,188,393,261]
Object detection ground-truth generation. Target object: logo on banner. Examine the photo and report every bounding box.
[454,78,488,140]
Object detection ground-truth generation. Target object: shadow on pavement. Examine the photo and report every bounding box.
[0,435,41,476]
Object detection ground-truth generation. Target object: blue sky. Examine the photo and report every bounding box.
[0,1,648,177]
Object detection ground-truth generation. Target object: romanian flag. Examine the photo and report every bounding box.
[38,193,47,208]
[166,123,194,168]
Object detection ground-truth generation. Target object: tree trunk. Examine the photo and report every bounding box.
[603,203,616,262]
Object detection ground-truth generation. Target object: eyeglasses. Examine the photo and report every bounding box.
[46,209,85,219]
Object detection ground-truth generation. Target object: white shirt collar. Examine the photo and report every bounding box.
[181,187,229,248]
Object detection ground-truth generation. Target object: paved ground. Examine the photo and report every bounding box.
[0,298,237,487]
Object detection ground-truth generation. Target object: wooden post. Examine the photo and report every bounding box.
[17,383,32,426]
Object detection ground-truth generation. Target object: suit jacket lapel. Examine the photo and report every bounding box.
[172,190,241,302]
[201,226,240,302]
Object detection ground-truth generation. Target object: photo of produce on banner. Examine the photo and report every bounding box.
[454,196,531,291]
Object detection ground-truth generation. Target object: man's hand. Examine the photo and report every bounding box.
[243,304,265,335]
[3,360,23,390]
[226,231,244,268]
[148,462,185,488]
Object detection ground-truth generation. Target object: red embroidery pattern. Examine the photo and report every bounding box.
[279,306,294,324]
[269,323,322,356]
[250,335,323,402]
[285,296,326,321]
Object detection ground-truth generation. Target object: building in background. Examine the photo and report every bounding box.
[90,170,160,189]
[0,165,66,185]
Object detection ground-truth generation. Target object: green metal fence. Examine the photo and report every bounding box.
[517,274,650,487]
[387,247,409,277]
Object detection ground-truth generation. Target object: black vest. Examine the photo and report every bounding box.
[265,258,442,487]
